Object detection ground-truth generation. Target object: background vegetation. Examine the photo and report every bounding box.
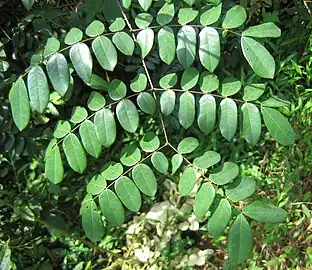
[0,0,311,269]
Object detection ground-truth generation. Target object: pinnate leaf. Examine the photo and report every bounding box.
[116,99,139,133]
[9,77,30,131]
[115,176,142,212]
[228,214,253,264]
[243,201,287,223]
[261,107,295,145]
[208,198,232,237]
[194,183,215,217]
[63,133,87,173]
[132,164,157,196]
[45,145,64,184]
[99,189,125,226]
[210,162,239,185]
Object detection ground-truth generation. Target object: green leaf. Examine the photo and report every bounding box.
[132,164,157,196]
[199,72,219,93]
[199,27,220,73]
[108,79,127,101]
[177,26,197,68]
[219,98,237,141]
[70,43,93,83]
[222,5,247,29]
[45,145,64,184]
[27,66,50,113]
[243,201,287,223]
[158,26,176,65]
[194,183,215,216]
[79,120,102,158]
[228,214,253,264]
[81,200,104,242]
[160,90,176,116]
[43,37,60,57]
[115,176,142,212]
[207,198,232,237]
[120,144,141,166]
[221,79,242,97]
[261,96,290,107]
[99,189,125,226]
[86,20,105,37]
[198,94,216,135]
[151,151,169,174]
[138,0,152,11]
[122,0,131,8]
[181,67,199,91]
[87,174,107,195]
[243,22,281,38]
[70,106,88,124]
[137,92,156,115]
[140,132,160,153]
[53,120,71,139]
[65,28,83,45]
[130,73,147,92]
[103,0,122,22]
[86,74,109,90]
[46,53,70,96]
[159,73,178,89]
[178,92,195,129]
[171,153,183,175]
[137,28,154,58]
[112,32,135,56]
[135,13,153,29]
[261,107,295,145]
[63,133,87,173]
[241,103,261,145]
[101,162,123,180]
[0,241,13,270]
[178,8,199,25]
[87,91,106,111]
[109,18,125,32]
[116,99,139,133]
[194,151,220,169]
[210,162,239,185]
[178,137,199,154]
[92,36,117,72]
[9,77,30,131]
[94,108,117,148]
[200,3,222,26]
[225,176,256,202]
[156,3,175,25]
[243,84,265,101]
[22,0,35,10]
[179,167,199,196]
[241,36,275,79]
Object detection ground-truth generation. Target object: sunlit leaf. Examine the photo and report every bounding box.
[79,120,102,158]
[178,167,199,196]
[210,162,239,185]
[132,164,157,196]
[177,26,196,68]
[158,26,176,65]
[116,99,139,133]
[63,134,87,173]
[199,27,220,72]
[243,201,287,223]
[208,198,232,237]
[9,77,30,131]
[198,94,216,135]
[228,214,253,264]
[194,183,215,216]
[94,108,117,148]
[27,66,50,113]
[261,107,295,145]
[115,176,142,212]
[151,151,169,174]
[99,189,125,226]
[45,145,64,184]
[178,92,195,129]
